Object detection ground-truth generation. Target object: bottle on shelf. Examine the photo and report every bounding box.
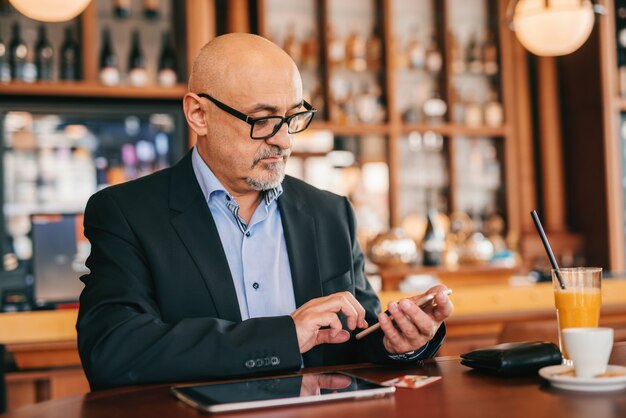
[99,27,120,86]
[464,93,483,127]
[135,140,156,176]
[94,156,109,187]
[345,26,366,72]
[467,33,484,74]
[449,87,466,124]
[482,30,499,76]
[128,30,147,87]
[121,143,138,180]
[35,25,54,81]
[113,0,131,19]
[366,24,383,71]
[424,34,443,74]
[450,32,466,74]
[0,33,9,82]
[282,23,302,68]
[327,25,345,69]
[59,26,80,81]
[154,132,170,171]
[157,30,177,87]
[422,190,446,267]
[301,30,320,70]
[8,22,27,82]
[422,88,447,125]
[406,30,425,70]
[143,0,160,20]
[483,85,504,127]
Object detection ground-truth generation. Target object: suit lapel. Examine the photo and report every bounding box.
[278,180,322,308]
[168,153,241,322]
[279,179,325,366]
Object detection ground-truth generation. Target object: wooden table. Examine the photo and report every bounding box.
[2,342,625,418]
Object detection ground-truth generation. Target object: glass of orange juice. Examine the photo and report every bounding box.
[552,267,602,361]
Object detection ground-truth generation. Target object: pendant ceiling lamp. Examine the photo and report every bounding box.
[508,0,605,56]
[8,0,91,22]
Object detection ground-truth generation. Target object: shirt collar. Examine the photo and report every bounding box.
[191,146,282,205]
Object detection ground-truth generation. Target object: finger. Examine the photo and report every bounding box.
[397,298,439,341]
[329,292,367,330]
[310,293,368,330]
[378,307,407,353]
[392,299,424,340]
[321,311,345,337]
[408,285,448,307]
[431,290,454,322]
[293,296,355,330]
[338,292,368,329]
[316,329,350,345]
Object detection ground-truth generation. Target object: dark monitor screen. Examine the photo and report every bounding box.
[31,214,88,306]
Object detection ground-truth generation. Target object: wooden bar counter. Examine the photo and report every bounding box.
[2,342,626,418]
[2,279,626,411]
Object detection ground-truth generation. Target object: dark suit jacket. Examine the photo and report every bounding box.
[77,152,445,390]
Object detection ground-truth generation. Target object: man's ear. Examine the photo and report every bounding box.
[183,93,208,137]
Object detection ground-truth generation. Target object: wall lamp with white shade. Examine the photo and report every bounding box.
[507,0,606,57]
[8,0,91,23]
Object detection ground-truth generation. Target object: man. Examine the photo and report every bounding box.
[77,33,453,391]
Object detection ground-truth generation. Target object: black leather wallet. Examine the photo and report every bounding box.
[460,341,563,376]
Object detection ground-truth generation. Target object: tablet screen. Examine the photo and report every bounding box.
[171,372,394,413]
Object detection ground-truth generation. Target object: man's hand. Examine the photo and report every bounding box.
[291,292,368,353]
[378,285,453,355]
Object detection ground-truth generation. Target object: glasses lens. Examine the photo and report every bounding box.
[287,112,314,134]
[251,117,283,139]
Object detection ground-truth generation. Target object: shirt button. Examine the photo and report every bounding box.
[225,195,231,201]
[253,282,259,290]
[245,231,251,237]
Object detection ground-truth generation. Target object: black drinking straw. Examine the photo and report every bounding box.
[530,210,566,290]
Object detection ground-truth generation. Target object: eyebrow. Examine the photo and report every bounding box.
[247,100,304,115]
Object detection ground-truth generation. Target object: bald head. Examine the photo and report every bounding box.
[188,33,301,100]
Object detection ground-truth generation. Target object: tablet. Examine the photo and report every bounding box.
[171,372,395,413]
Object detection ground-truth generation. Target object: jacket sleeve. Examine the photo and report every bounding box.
[77,190,302,391]
[342,197,446,363]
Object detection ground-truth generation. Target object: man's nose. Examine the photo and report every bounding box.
[265,123,292,149]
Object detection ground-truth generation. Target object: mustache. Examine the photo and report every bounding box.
[252,146,288,165]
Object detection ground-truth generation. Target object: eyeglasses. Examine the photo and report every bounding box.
[198,93,317,140]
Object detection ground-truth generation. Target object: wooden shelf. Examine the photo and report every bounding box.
[309,121,391,136]
[308,121,509,138]
[401,123,509,137]
[0,81,187,100]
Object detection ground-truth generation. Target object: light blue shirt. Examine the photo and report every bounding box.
[191,147,427,360]
[191,147,296,320]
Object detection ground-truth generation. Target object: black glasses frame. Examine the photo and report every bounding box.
[198,93,316,140]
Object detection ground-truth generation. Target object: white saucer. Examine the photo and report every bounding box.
[538,365,626,392]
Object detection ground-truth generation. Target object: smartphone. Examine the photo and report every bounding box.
[355,288,453,340]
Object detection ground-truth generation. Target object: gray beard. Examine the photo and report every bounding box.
[245,162,285,191]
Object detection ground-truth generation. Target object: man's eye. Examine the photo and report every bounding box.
[255,119,270,127]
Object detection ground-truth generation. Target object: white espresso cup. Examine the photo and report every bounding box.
[562,327,614,378]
